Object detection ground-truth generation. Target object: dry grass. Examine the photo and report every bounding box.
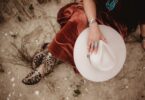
[10,42,32,67]
[9,26,45,67]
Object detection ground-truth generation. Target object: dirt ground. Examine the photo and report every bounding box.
[0,0,145,100]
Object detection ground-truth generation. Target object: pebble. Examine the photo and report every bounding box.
[83,80,87,84]
[125,85,129,89]
[19,93,22,97]
[34,90,40,95]
[9,31,13,35]
[66,97,69,100]
[5,33,8,36]
[64,77,68,81]
[10,77,15,82]
[8,71,12,75]
[8,93,11,97]
[35,39,40,44]
[67,87,71,90]
[85,88,88,92]
[35,39,39,43]
[7,97,10,100]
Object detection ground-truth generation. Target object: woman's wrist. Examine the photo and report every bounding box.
[88,18,98,27]
[89,21,98,27]
[89,22,100,32]
[88,18,96,25]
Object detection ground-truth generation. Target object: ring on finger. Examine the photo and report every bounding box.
[93,41,99,48]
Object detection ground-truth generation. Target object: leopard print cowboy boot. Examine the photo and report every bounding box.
[32,43,49,69]
[42,52,61,75]
[22,52,60,85]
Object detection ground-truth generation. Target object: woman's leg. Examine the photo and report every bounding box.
[22,52,59,85]
[22,3,88,85]
[140,24,145,49]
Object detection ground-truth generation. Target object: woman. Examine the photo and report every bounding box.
[22,0,145,85]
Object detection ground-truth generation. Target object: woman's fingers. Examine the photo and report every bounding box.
[101,35,107,43]
[88,37,106,54]
[88,40,94,54]
[87,31,107,54]
[87,40,91,52]
[90,41,94,54]
[93,41,99,54]
[88,41,99,54]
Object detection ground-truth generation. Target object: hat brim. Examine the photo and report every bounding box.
[73,25,126,82]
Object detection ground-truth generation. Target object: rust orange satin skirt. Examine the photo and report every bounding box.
[48,2,127,72]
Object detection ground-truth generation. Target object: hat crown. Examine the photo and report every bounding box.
[90,40,116,71]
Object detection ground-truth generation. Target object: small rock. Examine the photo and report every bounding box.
[68,87,71,90]
[35,39,39,42]
[9,31,13,35]
[8,71,11,75]
[4,33,8,36]
[125,85,129,89]
[83,80,87,84]
[8,93,11,97]
[73,89,81,97]
[66,97,69,100]
[85,88,88,92]
[35,40,39,44]
[7,97,9,100]
[34,90,40,95]
[64,77,68,81]
[19,93,22,97]
[10,77,15,82]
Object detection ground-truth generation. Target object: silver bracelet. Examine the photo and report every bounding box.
[88,18,97,26]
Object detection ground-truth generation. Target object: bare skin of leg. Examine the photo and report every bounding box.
[140,24,145,49]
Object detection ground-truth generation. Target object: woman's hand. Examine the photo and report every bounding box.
[83,0,106,54]
[87,23,106,54]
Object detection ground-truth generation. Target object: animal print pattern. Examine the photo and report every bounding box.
[32,49,48,69]
[42,52,59,75]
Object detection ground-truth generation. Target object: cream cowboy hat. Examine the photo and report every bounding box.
[73,25,126,82]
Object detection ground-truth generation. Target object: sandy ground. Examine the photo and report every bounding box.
[0,0,145,100]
